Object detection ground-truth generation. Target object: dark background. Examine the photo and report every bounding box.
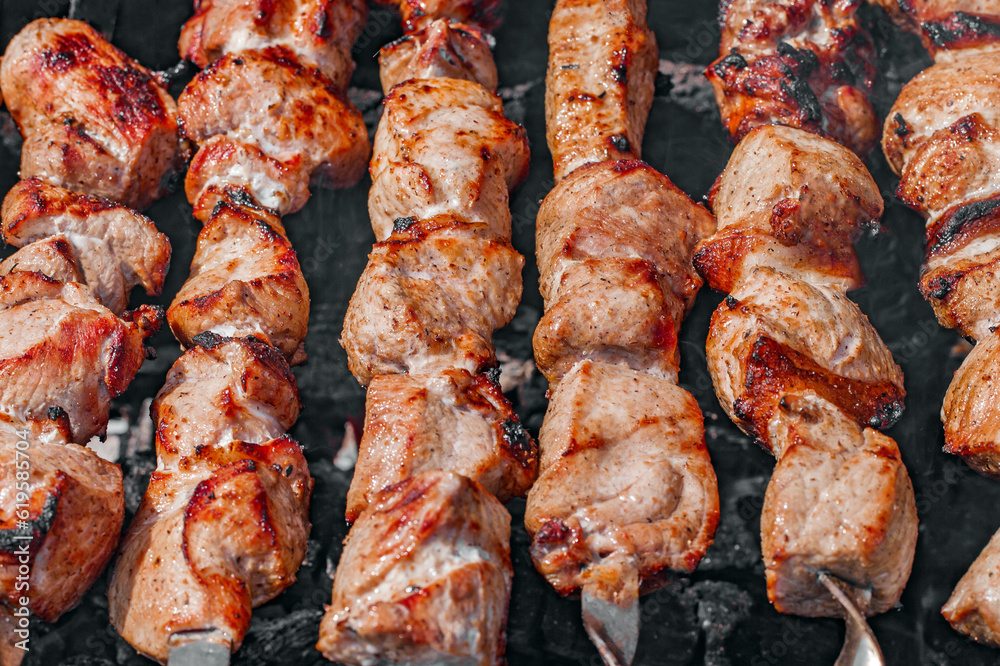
[0,0,994,664]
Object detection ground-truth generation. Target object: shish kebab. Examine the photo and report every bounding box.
[871,0,1000,648]
[318,0,538,663]
[0,17,175,631]
[522,1,720,664]
[105,1,371,663]
[700,0,918,661]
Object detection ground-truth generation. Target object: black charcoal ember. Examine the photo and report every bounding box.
[232,609,325,666]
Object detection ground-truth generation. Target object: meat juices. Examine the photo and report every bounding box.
[873,0,1000,647]
[320,3,536,664]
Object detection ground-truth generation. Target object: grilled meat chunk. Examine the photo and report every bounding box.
[0,235,83,286]
[184,135,313,223]
[695,125,881,294]
[179,0,368,90]
[0,419,123,623]
[1,19,180,210]
[0,272,156,443]
[545,0,658,182]
[525,361,718,597]
[942,330,1000,476]
[369,77,529,240]
[168,201,309,364]
[341,220,522,385]
[534,160,714,384]
[943,527,1000,647]
[375,0,503,33]
[762,392,918,616]
[151,332,301,463]
[706,0,878,155]
[379,19,498,92]
[178,47,369,219]
[706,266,905,448]
[870,0,1000,60]
[318,471,512,666]
[109,337,311,663]
[696,122,916,618]
[2,178,171,315]
[345,368,537,522]
[883,50,1000,177]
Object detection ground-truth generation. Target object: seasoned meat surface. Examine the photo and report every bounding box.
[178,0,368,90]
[0,420,123,623]
[178,47,369,217]
[341,221,522,385]
[0,273,153,443]
[525,361,719,596]
[706,0,878,155]
[545,0,658,181]
[762,392,918,616]
[318,471,512,666]
[369,77,529,241]
[109,337,311,663]
[379,19,498,92]
[696,124,882,294]
[1,19,180,210]
[375,0,503,33]
[2,178,171,314]
[346,369,537,522]
[944,527,1000,647]
[168,201,309,364]
[706,266,905,449]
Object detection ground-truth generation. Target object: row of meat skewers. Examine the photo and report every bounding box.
[3,0,1000,663]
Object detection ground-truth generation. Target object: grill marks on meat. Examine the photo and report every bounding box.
[695,123,916,617]
[0,419,124,623]
[346,369,537,522]
[178,47,369,219]
[706,0,878,156]
[322,3,532,663]
[317,471,512,666]
[179,0,368,90]
[368,77,529,240]
[877,14,1000,645]
[168,200,310,364]
[1,178,171,316]
[871,0,1000,60]
[523,0,720,628]
[545,0,658,182]
[379,20,498,92]
[108,337,311,663]
[0,19,181,210]
[882,36,1000,479]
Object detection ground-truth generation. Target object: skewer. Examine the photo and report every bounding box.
[700,0,919,661]
[166,630,231,666]
[816,573,884,666]
[524,2,720,662]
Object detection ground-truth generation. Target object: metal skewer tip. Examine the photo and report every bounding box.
[581,557,640,666]
[817,571,886,666]
[167,629,232,666]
